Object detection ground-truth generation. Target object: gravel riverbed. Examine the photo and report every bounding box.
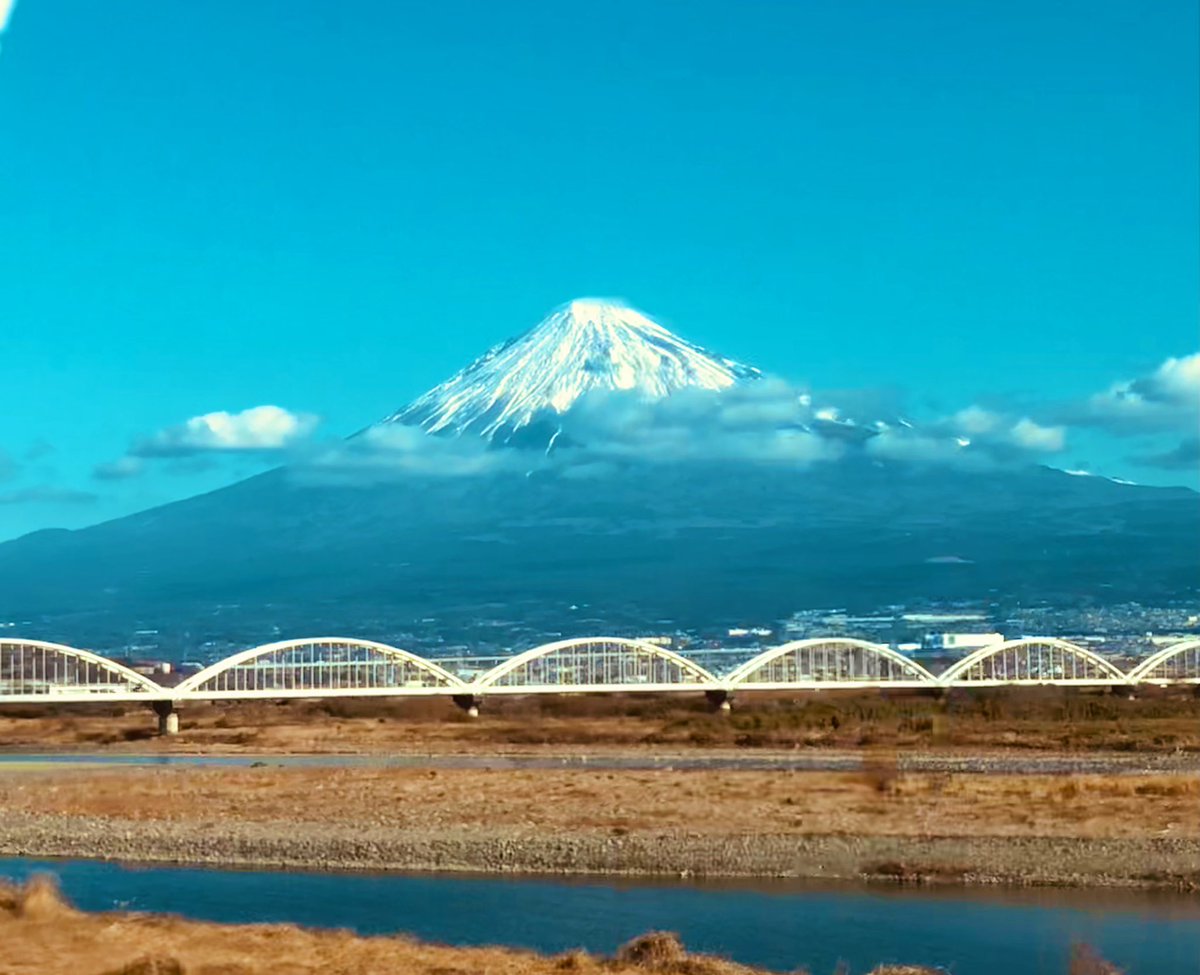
[2,812,1198,891]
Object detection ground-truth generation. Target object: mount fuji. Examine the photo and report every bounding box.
[0,299,1195,646]
[387,299,762,443]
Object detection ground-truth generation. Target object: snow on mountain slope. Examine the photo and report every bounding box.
[385,298,761,440]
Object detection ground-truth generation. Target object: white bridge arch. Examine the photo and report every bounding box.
[471,637,719,693]
[175,637,467,699]
[0,638,166,702]
[4,631,1200,711]
[939,638,1127,686]
[1127,639,1200,685]
[727,638,938,689]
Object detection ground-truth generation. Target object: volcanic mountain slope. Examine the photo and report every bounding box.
[0,458,1195,644]
[0,299,1195,642]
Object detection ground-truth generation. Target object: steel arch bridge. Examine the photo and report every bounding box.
[471,637,718,693]
[1127,639,1200,685]
[174,638,467,699]
[939,638,1128,687]
[0,638,166,703]
[2,635,1199,712]
[726,638,937,689]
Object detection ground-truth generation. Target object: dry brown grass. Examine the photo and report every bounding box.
[0,878,952,975]
[1,686,1199,756]
[859,750,902,795]
[1068,943,1125,975]
[1,764,1197,841]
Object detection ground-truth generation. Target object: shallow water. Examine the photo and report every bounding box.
[0,857,1196,974]
[1,750,1193,774]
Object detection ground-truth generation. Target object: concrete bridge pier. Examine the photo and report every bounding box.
[152,700,179,736]
[452,694,481,718]
[705,689,732,713]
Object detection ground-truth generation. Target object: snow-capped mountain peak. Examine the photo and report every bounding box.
[385,298,761,440]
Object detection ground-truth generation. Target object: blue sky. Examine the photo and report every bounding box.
[0,0,1197,540]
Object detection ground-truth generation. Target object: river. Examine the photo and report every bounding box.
[2,751,1197,774]
[0,857,1196,974]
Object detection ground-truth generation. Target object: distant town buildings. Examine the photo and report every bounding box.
[4,598,1196,676]
[925,633,1005,652]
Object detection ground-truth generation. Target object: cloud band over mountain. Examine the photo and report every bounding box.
[83,303,1199,492]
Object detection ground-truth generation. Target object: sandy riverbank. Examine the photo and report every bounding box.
[1,764,1197,889]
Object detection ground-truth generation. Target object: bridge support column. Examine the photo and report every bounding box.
[153,700,179,736]
[1110,684,1136,700]
[705,689,732,713]
[452,694,481,718]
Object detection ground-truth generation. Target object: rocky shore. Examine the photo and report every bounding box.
[2,811,1198,890]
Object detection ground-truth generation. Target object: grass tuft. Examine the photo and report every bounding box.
[1068,943,1124,975]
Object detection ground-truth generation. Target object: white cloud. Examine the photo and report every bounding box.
[300,383,844,483]
[132,406,319,457]
[302,377,1085,484]
[299,425,532,483]
[1148,353,1200,401]
[904,404,1066,463]
[952,406,1002,436]
[1009,417,1065,453]
[714,378,809,428]
[556,385,841,466]
[0,0,17,55]
[866,428,980,466]
[1075,351,1200,435]
[107,357,1199,488]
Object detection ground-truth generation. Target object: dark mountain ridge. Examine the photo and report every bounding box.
[0,458,1194,643]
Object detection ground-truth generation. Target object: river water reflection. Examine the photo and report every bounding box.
[0,857,1196,974]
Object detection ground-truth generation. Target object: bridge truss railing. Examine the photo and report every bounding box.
[937,638,1130,687]
[1127,639,1200,685]
[726,638,938,690]
[173,638,467,699]
[0,639,166,704]
[470,637,718,694]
